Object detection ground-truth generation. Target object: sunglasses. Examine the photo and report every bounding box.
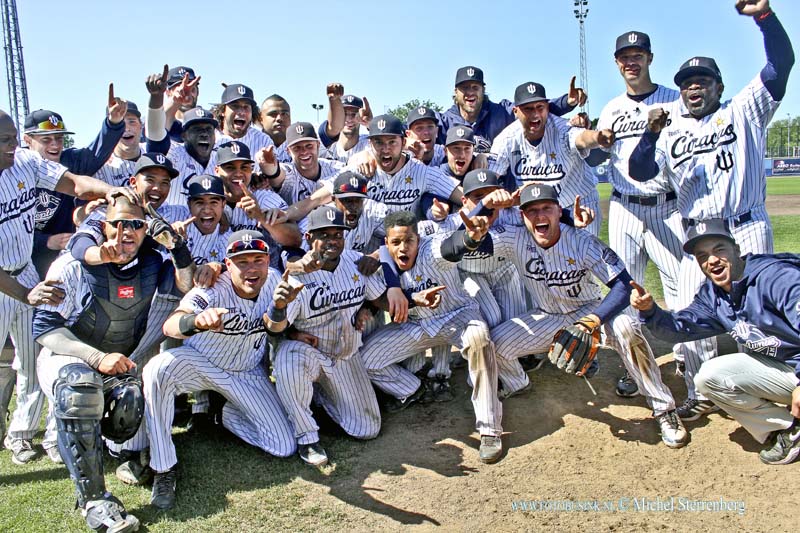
[226,238,269,255]
[30,119,66,132]
[106,219,146,230]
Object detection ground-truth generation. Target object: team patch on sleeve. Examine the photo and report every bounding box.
[190,293,209,311]
[602,248,621,267]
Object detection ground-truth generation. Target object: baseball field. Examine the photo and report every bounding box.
[2,178,799,532]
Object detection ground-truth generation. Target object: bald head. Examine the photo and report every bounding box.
[106,195,144,220]
[0,110,19,170]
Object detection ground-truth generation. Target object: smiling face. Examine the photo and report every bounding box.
[24,133,64,162]
[189,194,224,235]
[680,75,723,118]
[182,123,215,161]
[0,115,17,170]
[129,167,172,209]
[333,196,365,229]
[223,99,253,138]
[455,81,485,119]
[215,160,254,203]
[385,225,419,271]
[445,141,474,177]
[103,199,147,262]
[614,48,653,88]
[288,140,320,175]
[225,252,271,298]
[119,113,143,150]
[521,200,561,248]
[406,119,438,160]
[343,107,360,135]
[369,135,404,172]
[692,236,743,293]
[514,101,549,142]
[306,227,345,267]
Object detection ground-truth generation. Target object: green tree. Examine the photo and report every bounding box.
[386,99,444,123]
[63,134,75,149]
[767,115,798,158]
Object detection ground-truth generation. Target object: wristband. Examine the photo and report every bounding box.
[170,242,193,269]
[757,9,772,21]
[263,166,281,179]
[267,303,287,322]
[463,233,481,250]
[178,314,201,336]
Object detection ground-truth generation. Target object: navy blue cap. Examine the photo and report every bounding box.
[221,84,256,105]
[615,31,651,56]
[24,109,74,135]
[455,66,484,86]
[462,169,501,196]
[306,205,349,232]
[519,183,559,207]
[187,174,225,199]
[674,56,722,86]
[134,152,179,179]
[445,125,476,146]
[514,82,547,107]
[167,66,196,88]
[182,107,218,129]
[341,95,364,108]
[226,230,269,257]
[125,102,141,118]
[332,171,368,198]
[406,106,438,128]
[683,219,736,254]
[217,141,253,165]
[286,122,319,147]
[368,114,404,137]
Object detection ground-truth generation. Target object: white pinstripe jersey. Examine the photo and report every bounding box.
[342,158,459,216]
[597,85,681,196]
[93,146,146,187]
[285,250,385,360]
[177,269,281,372]
[276,158,344,206]
[215,126,275,155]
[75,204,189,255]
[325,135,370,164]
[491,117,597,208]
[415,144,447,167]
[391,234,477,337]
[0,149,66,269]
[163,142,218,207]
[492,224,625,314]
[184,223,231,265]
[274,140,291,163]
[224,189,287,233]
[343,199,387,253]
[654,76,779,219]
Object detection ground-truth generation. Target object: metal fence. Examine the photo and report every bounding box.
[766,124,799,158]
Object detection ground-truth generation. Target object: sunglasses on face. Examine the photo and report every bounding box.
[226,238,269,255]
[106,219,146,230]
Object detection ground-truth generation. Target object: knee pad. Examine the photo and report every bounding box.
[101,374,144,444]
[54,363,104,421]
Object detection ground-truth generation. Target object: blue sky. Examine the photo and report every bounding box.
[5,0,798,146]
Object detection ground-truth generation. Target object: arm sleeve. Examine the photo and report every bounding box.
[640,289,727,343]
[317,122,338,147]
[628,130,662,181]
[593,270,633,323]
[757,11,794,101]
[34,324,106,368]
[60,118,125,176]
[67,230,103,263]
[440,229,478,262]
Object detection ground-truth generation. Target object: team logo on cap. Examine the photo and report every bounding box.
[295,124,304,134]
[689,58,700,67]
[377,119,386,131]
[48,115,60,126]
[325,209,336,222]
[201,178,212,190]
[527,84,536,94]
[346,95,354,103]
[628,33,638,44]
[349,176,359,188]
[466,68,475,76]
[477,171,488,183]
[155,154,166,164]
[178,68,186,76]
[230,143,240,155]
[195,109,204,117]
[456,128,465,137]
[241,233,253,246]
[531,186,541,198]
[417,107,426,114]
[237,86,246,95]
[696,222,707,234]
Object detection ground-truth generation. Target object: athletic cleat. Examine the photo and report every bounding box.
[498,381,532,401]
[151,468,177,510]
[385,382,427,413]
[655,410,688,448]
[615,371,639,397]
[759,421,800,465]
[84,495,140,533]
[433,375,454,403]
[479,435,503,464]
[299,442,329,467]
[3,436,36,465]
[520,354,547,373]
[676,398,720,422]
[45,446,64,464]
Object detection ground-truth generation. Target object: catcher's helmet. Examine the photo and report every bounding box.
[101,374,144,444]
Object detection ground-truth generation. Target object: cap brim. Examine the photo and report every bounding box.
[307,223,350,232]
[674,67,721,86]
[217,156,254,165]
[221,97,256,106]
[332,191,367,199]
[614,44,650,56]
[137,163,180,179]
[25,129,75,135]
[227,249,269,258]
[182,118,219,129]
[682,233,735,255]
[514,96,548,107]
[463,184,500,196]
[445,138,474,147]
[287,136,318,147]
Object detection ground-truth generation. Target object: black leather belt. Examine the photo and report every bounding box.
[683,211,753,231]
[2,264,27,277]
[612,189,677,206]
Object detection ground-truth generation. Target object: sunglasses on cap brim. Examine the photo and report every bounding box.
[226,238,269,256]
[29,119,67,132]
[106,219,146,230]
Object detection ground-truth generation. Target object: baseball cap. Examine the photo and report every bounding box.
[406,106,438,128]
[167,66,196,88]
[187,174,225,199]
[220,84,256,106]
[614,31,651,56]
[134,152,179,179]
[519,183,559,208]
[445,125,476,146]
[455,66,484,86]
[306,205,349,232]
[226,230,269,258]
[462,169,501,196]
[514,82,548,107]
[340,95,364,108]
[368,114,404,137]
[332,171,368,198]
[674,57,722,86]
[285,122,319,147]
[217,141,254,165]
[683,219,736,254]
[24,110,75,135]
[124,102,141,119]
[182,107,218,129]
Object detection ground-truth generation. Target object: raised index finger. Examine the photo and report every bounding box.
[282,269,290,282]
[108,83,115,106]
[183,216,197,225]
[569,76,577,94]
[362,96,371,112]
[574,194,582,212]
[161,64,169,82]
[458,210,477,231]
[427,285,447,295]
[629,280,646,296]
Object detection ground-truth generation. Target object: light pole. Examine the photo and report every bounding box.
[787,113,792,157]
[312,103,324,124]
[573,0,589,116]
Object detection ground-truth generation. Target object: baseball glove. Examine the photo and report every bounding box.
[146,203,184,250]
[548,317,601,376]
